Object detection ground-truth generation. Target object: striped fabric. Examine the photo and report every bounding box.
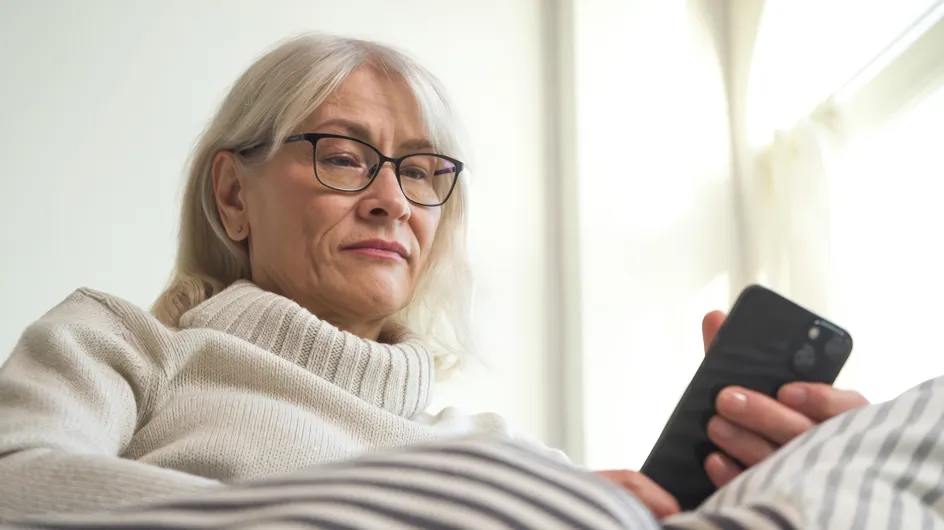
[8,374,944,529]
[692,373,944,529]
[2,437,661,530]
[0,434,806,530]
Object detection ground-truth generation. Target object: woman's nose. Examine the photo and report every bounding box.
[356,164,410,221]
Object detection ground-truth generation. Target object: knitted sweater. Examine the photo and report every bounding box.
[0,281,555,517]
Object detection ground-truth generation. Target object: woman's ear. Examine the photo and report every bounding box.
[211,151,250,241]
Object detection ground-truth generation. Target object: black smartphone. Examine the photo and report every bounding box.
[639,284,853,511]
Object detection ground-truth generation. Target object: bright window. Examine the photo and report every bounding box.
[827,84,944,401]
[747,0,941,145]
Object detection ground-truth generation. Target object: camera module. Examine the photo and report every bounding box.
[808,326,821,341]
[793,344,816,373]
[824,335,852,360]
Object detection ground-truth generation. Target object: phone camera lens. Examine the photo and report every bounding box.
[825,336,852,360]
[793,344,816,372]
[808,326,821,340]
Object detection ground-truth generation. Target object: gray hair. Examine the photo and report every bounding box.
[152,33,473,378]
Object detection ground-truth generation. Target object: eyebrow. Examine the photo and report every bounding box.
[313,118,436,152]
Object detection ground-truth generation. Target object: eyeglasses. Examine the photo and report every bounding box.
[269,133,463,207]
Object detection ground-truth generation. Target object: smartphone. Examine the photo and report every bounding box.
[639,284,853,511]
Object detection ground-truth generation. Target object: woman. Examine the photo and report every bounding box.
[0,33,866,519]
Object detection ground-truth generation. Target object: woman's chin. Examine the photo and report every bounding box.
[341,273,412,311]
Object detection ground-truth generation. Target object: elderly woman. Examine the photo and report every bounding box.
[0,34,866,520]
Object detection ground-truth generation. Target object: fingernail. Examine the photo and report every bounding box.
[722,390,748,411]
[781,386,808,406]
[709,452,739,474]
[712,453,730,469]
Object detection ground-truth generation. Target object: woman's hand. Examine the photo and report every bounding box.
[594,469,681,519]
[596,310,868,518]
[700,310,869,487]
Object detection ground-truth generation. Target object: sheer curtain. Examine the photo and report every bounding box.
[733,1,944,399]
[826,86,944,400]
[741,101,844,315]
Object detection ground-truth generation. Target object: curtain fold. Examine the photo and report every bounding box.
[731,3,944,319]
[740,101,844,314]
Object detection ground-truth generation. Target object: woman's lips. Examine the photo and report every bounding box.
[341,239,408,261]
[343,247,405,261]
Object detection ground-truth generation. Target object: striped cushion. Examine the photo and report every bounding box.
[687,375,944,529]
[9,375,944,529]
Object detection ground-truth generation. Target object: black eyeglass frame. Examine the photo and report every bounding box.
[255,133,464,208]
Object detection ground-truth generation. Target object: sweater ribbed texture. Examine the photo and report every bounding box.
[0,281,547,518]
[179,280,433,418]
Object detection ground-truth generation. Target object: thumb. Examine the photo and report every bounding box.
[702,311,726,354]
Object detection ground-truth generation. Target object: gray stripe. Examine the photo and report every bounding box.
[499,440,660,527]
[754,406,858,494]
[887,409,944,529]
[0,521,191,530]
[701,512,748,530]
[816,399,896,529]
[851,380,933,528]
[436,445,619,520]
[893,411,944,491]
[786,407,860,497]
[340,461,596,528]
[238,515,361,530]
[238,496,465,530]
[752,504,800,530]
[134,476,531,529]
[919,457,944,506]
[730,425,819,505]
[18,495,467,530]
[8,515,358,530]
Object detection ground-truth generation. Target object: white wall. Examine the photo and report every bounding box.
[0,1,558,446]
[570,0,739,469]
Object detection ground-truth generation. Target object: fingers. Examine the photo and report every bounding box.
[778,383,870,423]
[701,311,726,353]
[704,452,742,488]
[706,416,778,468]
[715,387,815,446]
[595,470,680,519]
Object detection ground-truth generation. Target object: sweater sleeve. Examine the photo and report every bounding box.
[0,290,219,518]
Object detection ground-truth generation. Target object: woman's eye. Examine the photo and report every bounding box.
[401,167,428,180]
[323,155,360,168]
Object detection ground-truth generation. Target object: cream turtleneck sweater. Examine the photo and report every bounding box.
[0,281,560,518]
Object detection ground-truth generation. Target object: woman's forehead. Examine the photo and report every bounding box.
[301,66,432,146]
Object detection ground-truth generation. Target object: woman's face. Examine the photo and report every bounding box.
[213,65,442,338]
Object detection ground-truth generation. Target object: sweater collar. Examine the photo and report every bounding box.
[179,280,434,418]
